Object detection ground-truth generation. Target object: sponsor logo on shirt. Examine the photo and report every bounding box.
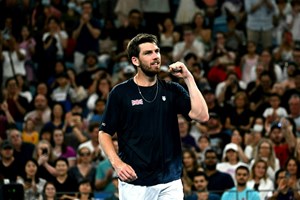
[131,99,143,106]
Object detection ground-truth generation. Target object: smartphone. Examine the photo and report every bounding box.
[42,148,48,155]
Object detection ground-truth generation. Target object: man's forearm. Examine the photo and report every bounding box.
[98,131,122,168]
[184,76,209,122]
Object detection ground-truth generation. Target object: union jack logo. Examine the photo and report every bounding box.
[131,99,143,106]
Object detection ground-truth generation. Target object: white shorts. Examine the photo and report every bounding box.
[118,179,183,200]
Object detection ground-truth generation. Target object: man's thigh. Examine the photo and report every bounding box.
[119,179,183,200]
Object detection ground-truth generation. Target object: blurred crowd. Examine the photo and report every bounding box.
[1,0,300,199]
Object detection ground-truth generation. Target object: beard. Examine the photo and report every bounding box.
[237,182,246,187]
[139,60,160,77]
[205,163,217,171]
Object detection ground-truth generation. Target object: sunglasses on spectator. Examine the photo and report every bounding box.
[79,152,91,157]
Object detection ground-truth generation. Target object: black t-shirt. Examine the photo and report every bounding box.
[100,78,191,186]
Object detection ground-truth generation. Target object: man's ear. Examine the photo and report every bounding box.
[131,57,139,67]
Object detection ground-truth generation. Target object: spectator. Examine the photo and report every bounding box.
[75,178,95,200]
[17,158,47,200]
[52,128,76,167]
[182,149,202,194]
[178,114,199,151]
[196,134,211,164]
[68,146,96,188]
[191,11,212,52]
[76,51,106,95]
[215,73,246,107]
[41,16,68,81]
[263,93,288,132]
[267,168,300,199]
[250,138,280,181]
[22,118,39,145]
[288,94,300,137]
[116,9,146,54]
[4,77,30,128]
[289,0,300,44]
[216,143,246,183]
[269,119,296,168]
[8,128,35,169]
[38,181,57,200]
[0,140,21,183]
[42,103,67,133]
[248,71,274,117]
[172,25,205,62]
[281,61,298,90]
[244,123,264,160]
[79,122,105,164]
[1,35,26,86]
[64,112,89,150]
[247,159,274,200]
[273,30,294,63]
[240,41,259,85]
[244,0,278,50]
[284,157,300,194]
[224,15,246,53]
[19,25,37,83]
[203,149,235,196]
[33,140,57,182]
[72,0,101,73]
[185,171,221,200]
[158,17,180,54]
[53,157,77,199]
[221,165,260,200]
[25,94,51,133]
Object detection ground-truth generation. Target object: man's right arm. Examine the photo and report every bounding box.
[98,131,137,182]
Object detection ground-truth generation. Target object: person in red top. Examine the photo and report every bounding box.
[269,118,296,168]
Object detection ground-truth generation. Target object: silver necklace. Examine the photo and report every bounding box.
[136,79,159,103]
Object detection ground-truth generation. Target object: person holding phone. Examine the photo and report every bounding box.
[98,33,209,200]
[33,140,57,181]
[17,158,46,200]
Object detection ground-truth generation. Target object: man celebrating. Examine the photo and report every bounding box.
[98,33,209,200]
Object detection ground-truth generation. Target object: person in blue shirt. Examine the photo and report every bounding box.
[221,165,260,200]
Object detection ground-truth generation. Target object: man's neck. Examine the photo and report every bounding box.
[2,157,14,166]
[237,185,246,192]
[134,74,157,87]
[205,169,217,176]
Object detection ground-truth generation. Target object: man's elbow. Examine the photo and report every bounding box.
[189,111,209,122]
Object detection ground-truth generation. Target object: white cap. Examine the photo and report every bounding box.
[251,124,263,133]
[123,65,136,74]
[160,65,169,72]
[222,143,238,160]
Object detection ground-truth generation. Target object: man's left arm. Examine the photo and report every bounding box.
[169,62,209,122]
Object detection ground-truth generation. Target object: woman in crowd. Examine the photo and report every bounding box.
[216,142,246,182]
[43,103,67,132]
[74,179,95,200]
[247,159,274,200]
[68,146,96,189]
[52,128,77,167]
[38,182,57,200]
[33,140,57,181]
[250,138,280,181]
[284,157,300,194]
[17,158,47,200]
[182,148,201,196]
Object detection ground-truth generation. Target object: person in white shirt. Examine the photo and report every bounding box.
[216,143,246,183]
[247,159,274,200]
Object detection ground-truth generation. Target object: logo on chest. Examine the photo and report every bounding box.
[131,99,143,106]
